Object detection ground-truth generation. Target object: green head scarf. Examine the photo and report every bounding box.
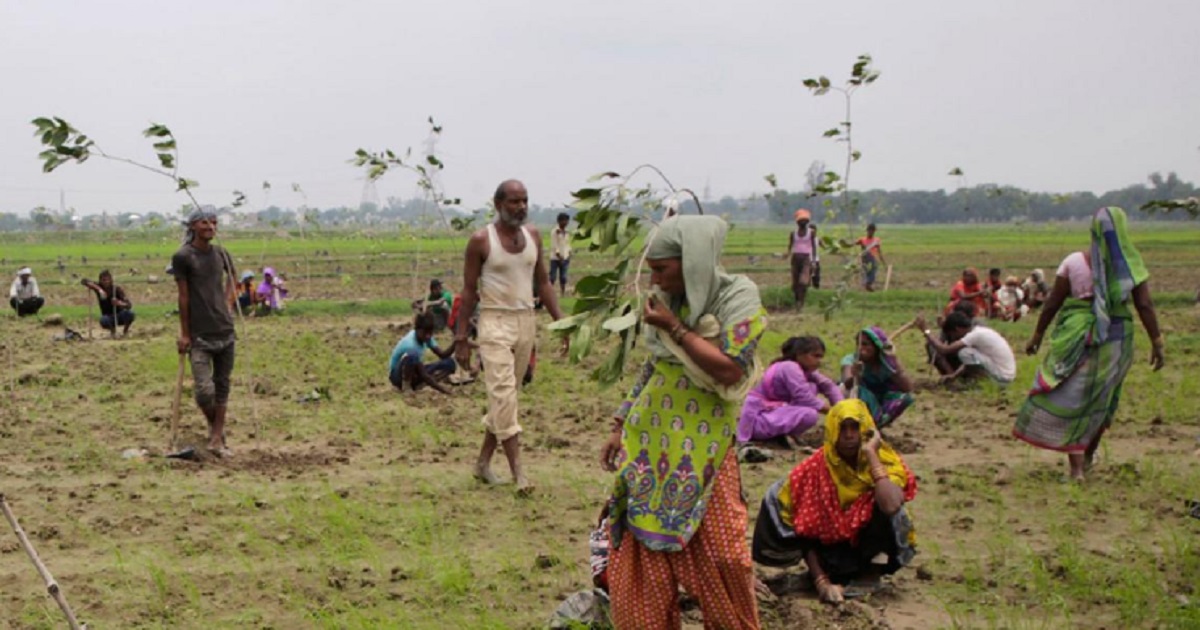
[644,216,761,360]
[1090,207,1149,340]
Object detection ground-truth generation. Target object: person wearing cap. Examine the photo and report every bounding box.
[787,209,819,311]
[255,267,287,313]
[237,270,259,315]
[9,267,44,317]
[171,207,238,455]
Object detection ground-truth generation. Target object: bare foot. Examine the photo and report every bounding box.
[473,463,503,485]
[515,477,535,496]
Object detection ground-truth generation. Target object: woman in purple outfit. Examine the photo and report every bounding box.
[737,336,843,447]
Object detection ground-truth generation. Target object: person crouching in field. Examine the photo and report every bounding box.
[172,208,238,455]
[9,267,44,317]
[994,275,1028,322]
[237,271,260,315]
[1022,269,1049,310]
[918,312,1016,386]
[737,336,841,451]
[389,312,457,394]
[753,400,917,604]
[256,267,287,313]
[944,267,989,317]
[840,326,914,429]
[82,270,135,337]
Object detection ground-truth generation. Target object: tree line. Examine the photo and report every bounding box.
[1,171,1195,232]
[758,171,1198,224]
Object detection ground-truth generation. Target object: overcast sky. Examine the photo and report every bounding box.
[1,0,1197,215]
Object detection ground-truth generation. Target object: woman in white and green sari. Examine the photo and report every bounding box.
[1014,207,1165,481]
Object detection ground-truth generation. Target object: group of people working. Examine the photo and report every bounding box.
[10,187,1166,627]
[589,213,915,625]
[9,266,137,336]
[389,209,579,396]
[586,205,1163,626]
[376,197,1164,626]
[945,266,1052,323]
[236,266,288,315]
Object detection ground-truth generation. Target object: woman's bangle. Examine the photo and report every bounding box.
[1152,335,1165,348]
[669,322,689,344]
[870,465,888,482]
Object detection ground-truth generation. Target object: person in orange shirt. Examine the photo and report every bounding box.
[855,224,885,291]
[944,268,990,317]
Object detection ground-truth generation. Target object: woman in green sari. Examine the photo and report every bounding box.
[1015,207,1164,481]
[599,215,766,629]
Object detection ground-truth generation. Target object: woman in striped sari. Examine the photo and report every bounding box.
[1014,207,1164,481]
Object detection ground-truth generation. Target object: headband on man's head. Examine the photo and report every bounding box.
[182,206,219,243]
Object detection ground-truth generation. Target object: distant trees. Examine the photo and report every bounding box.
[1,172,1195,232]
[766,172,1199,224]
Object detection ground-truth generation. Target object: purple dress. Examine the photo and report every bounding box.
[736,361,843,443]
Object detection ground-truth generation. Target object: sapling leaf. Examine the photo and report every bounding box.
[602,311,638,333]
[570,323,594,363]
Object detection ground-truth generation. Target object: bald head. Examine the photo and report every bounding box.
[493,179,526,205]
[493,179,529,228]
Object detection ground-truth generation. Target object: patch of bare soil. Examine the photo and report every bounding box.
[162,443,351,476]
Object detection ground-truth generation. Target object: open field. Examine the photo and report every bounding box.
[1,223,1199,629]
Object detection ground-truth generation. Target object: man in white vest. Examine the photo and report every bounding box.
[456,179,565,494]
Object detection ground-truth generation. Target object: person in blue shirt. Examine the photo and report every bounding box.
[389,312,457,394]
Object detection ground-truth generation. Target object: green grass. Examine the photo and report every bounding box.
[2,224,1199,628]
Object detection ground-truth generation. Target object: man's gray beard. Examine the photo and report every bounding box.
[498,210,526,228]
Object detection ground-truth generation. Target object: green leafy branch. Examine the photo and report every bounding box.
[350,117,466,232]
[31,117,219,211]
[550,166,702,385]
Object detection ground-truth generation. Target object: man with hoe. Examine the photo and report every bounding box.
[172,208,238,455]
[455,179,565,494]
